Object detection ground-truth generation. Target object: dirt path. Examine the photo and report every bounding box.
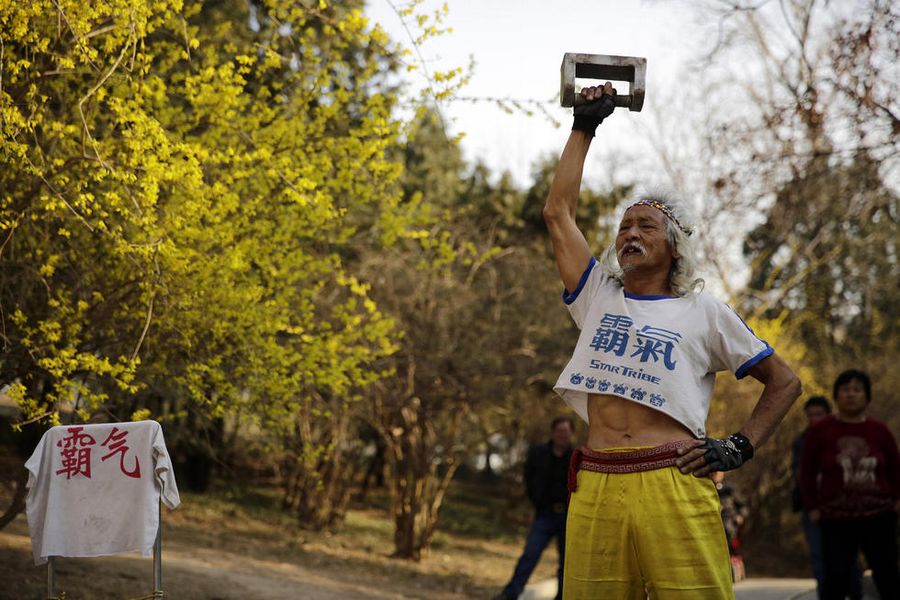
[522,578,822,600]
[1,515,469,600]
[8,516,869,600]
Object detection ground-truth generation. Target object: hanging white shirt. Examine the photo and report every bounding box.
[25,420,180,565]
[553,258,773,438]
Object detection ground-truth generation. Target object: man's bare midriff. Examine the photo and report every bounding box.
[586,393,694,449]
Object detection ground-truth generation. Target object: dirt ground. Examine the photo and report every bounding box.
[3,517,414,599]
[0,490,558,600]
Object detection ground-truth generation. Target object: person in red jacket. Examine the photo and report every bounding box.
[799,369,900,600]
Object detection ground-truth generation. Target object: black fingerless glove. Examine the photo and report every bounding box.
[572,94,616,137]
[701,432,754,471]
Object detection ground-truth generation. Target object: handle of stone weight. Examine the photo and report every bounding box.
[572,93,633,108]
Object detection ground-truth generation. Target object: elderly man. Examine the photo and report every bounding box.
[543,83,802,599]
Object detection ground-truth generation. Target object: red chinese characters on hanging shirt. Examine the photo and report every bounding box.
[55,426,142,479]
[55,427,97,479]
[100,427,141,478]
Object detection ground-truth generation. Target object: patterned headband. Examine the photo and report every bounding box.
[629,199,694,236]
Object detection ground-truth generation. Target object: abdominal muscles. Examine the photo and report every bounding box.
[586,393,693,449]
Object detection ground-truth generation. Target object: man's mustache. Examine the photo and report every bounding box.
[617,242,647,260]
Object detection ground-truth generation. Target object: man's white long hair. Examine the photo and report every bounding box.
[598,189,704,297]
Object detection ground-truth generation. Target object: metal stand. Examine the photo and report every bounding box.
[47,556,61,599]
[152,503,163,597]
[46,501,164,599]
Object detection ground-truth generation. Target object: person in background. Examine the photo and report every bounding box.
[714,472,749,582]
[791,396,862,599]
[492,416,575,600]
[800,369,900,600]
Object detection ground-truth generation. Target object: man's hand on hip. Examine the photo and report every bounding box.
[675,433,755,478]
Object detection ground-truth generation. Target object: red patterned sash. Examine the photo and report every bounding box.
[567,440,696,493]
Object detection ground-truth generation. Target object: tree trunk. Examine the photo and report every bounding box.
[481,434,495,477]
[281,396,360,531]
[355,436,386,503]
[389,419,423,559]
[379,393,465,560]
[0,413,46,531]
[0,467,28,530]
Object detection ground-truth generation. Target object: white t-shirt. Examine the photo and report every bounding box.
[553,258,773,438]
[25,420,180,565]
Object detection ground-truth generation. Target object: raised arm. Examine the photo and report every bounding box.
[543,132,594,292]
[543,82,616,292]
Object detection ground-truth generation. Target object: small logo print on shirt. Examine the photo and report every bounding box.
[570,373,584,385]
[585,376,597,389]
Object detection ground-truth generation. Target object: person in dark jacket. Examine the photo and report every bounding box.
[493,416,575,600]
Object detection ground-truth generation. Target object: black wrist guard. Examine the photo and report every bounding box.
[701,432,754,471]
[572,94,616,137]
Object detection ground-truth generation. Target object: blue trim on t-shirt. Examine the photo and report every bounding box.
[562,257,597,305]
[624,292,677,300]
[736,344,774,379]
[728,306,776,378]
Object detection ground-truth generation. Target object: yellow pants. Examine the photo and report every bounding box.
[563,448,734,600]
